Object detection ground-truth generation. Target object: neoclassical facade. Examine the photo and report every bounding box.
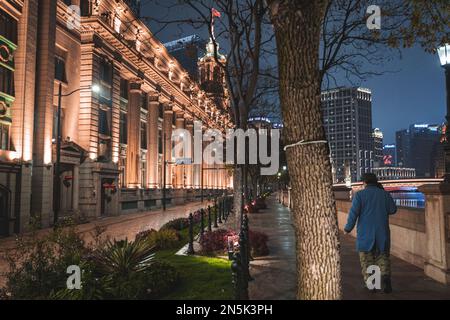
[0,0,233,236]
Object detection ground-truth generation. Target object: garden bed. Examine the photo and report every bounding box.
[0,207,234,300]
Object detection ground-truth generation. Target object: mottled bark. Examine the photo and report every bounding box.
[268,0,342,300]
[233,165,243,229]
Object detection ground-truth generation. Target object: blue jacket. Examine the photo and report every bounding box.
[344,185,397,252]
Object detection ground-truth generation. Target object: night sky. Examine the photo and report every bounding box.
[142,1,447,145]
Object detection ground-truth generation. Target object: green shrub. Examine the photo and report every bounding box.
[92,237,156,277]
[1,225,180,300]
[136,229,181,250]
[160,218,189,231]
[144,261,180,299]
[1,225,91,299]
[50,260,179,300]
[148,229,181,250]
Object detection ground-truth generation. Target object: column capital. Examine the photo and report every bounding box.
[185,119,194,127]
[148,92,160,104]
[129,78,143,92]
[164,103,174,113]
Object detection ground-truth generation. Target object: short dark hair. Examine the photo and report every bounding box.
[362,173,378,185]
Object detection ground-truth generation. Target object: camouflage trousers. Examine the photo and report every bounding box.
[359,249,391,282]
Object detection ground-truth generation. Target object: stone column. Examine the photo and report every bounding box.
[193,121,202,188]
[185,119,194,188]
[147,93,159,188]
[418,183,450,284]
[163,103,173,188]
[31,0,57,227]
[11,0,38,232]
[125,79,142,188]
[174,113,185,189]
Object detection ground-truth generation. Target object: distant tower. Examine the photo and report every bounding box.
[198,39,229,111]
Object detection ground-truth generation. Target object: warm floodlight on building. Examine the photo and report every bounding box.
[91,84,101,93]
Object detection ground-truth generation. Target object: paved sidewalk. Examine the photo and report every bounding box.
[249,196,450,300]
[341,232,450,300]
[248,197,297,300]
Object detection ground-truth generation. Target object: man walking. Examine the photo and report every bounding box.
[344,173,397,293]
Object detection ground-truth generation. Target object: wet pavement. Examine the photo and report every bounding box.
[248,197,297,300]
[341,232,450,300]
[248,196,450,300]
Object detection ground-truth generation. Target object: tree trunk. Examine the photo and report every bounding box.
[233,165,243,230]
[269,0,342,300]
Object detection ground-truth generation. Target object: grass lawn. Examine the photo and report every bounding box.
[155,213,234,300]
[156,250,232,300]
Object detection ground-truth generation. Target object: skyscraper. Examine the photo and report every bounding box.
[382,144,397,167]
[321,87,374,182]
[373,128,384,167]
[395,124,442,177]
[396,129,411,167]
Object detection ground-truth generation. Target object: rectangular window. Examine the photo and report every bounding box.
[80,0,91,16]
[141,92,148,110]
[158,104,163,119]
[158,128,162,154]
[120,112,127,144]
[140,122,147,149]
[55,56,67,83]
[100,60,113,84]
[0,123,10,150]
[0,9,18,44]
[120,78,129,100]
[99,60,113,101]
[98,108,110,135]
[0,67,14,97]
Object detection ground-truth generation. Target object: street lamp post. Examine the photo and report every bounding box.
[53,83,100,225]
[437,44,450,182]
[53,83,63,226]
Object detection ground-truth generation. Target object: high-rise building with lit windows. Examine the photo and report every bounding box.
[396,124,442,177]
[321,87,374,183]
[373,128,384,167]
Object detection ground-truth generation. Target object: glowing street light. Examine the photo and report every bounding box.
[437,44,450,182]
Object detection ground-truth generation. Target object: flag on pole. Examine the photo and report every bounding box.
[212,7,221,18]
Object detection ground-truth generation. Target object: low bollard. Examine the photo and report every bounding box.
[218,201,223,224]
[200,209,205,237]
[239,230,249,282]
[242,215,254,281]
[214,205,219,228]
[222,198,225,221]
[187,213,195,255]
[208,205,212,232]
[231,252,248,300]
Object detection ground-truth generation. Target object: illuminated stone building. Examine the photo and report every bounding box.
[0,0,232,236]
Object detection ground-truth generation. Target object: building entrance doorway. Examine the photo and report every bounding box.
[0,185,10,237]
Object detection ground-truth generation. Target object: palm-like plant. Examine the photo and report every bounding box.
[92,237,156,278]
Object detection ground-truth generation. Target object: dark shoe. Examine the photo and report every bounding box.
[382,275,392,294]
